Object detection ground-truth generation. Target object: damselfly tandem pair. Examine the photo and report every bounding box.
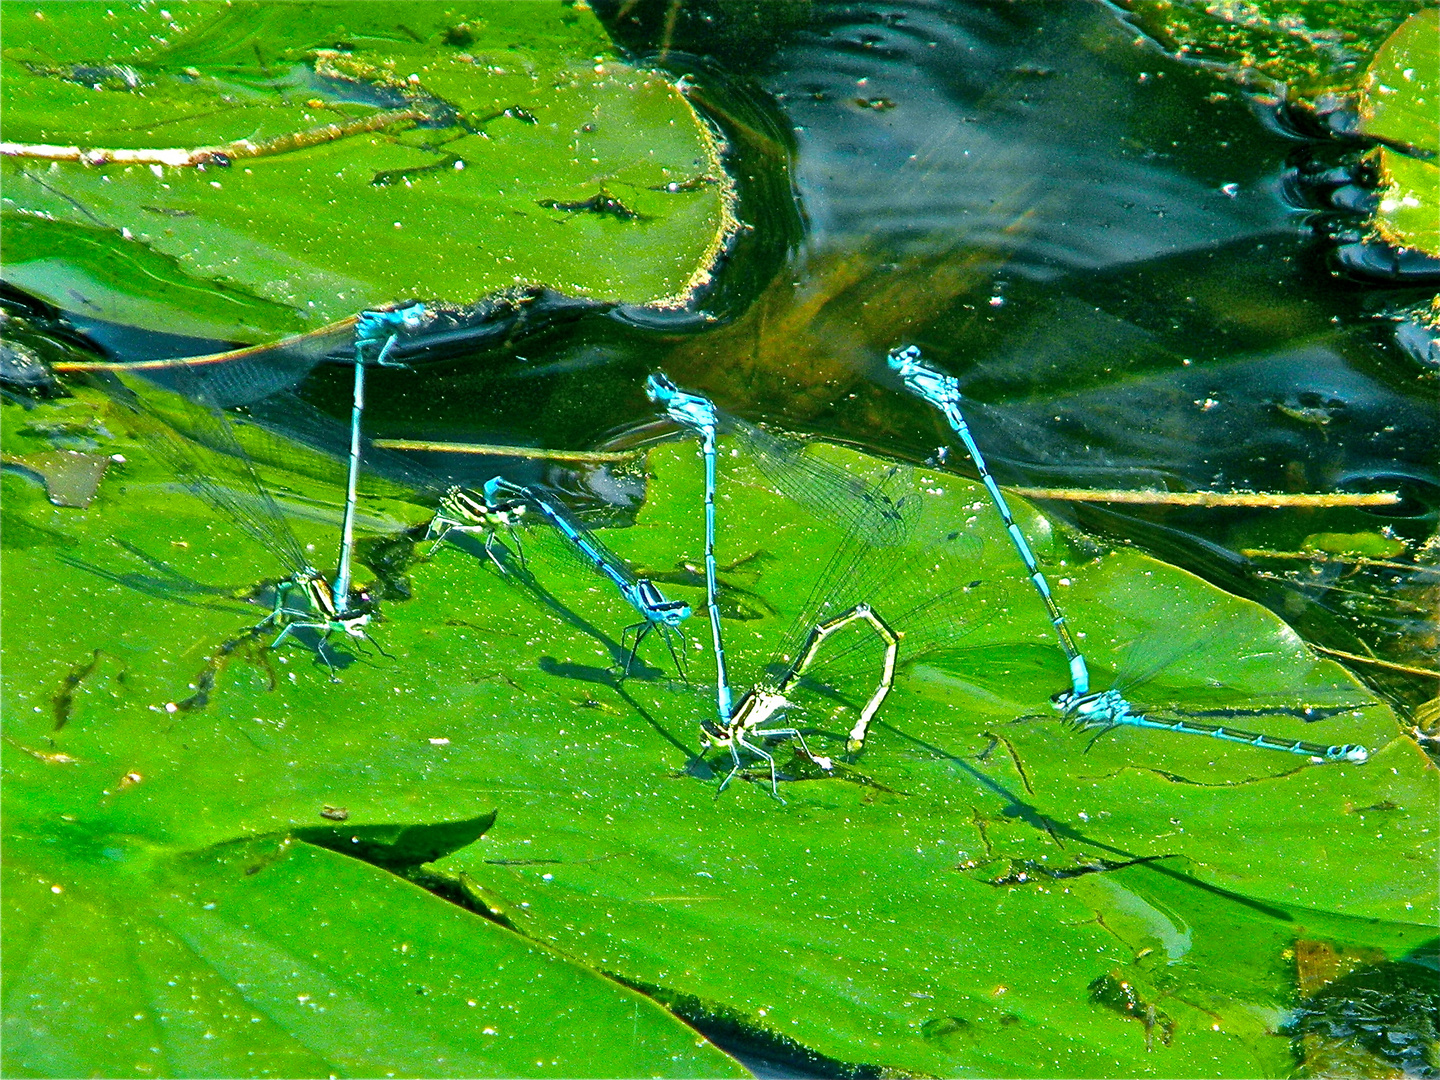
[88,305,426,678]
[646,373,995,797]
[886,344,1371,766]
[644,358,1370,795]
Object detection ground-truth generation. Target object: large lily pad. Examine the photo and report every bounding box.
[1359,8,1439,257]
[0,2,735,344]
[1115,0,1424,94]
[2,383,1432,1076]
[2,831,737,1078]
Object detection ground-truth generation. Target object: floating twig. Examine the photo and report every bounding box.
[53,318,358,374]
[1,107,422,168]
[1312,644,1439,679]
[374,438,642,464]
[1009,487,1400,508]
[1241,548,1429,573]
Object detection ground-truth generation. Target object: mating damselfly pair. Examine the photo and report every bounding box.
[83,304,696,689]
[75,309,1372,797]
[644,354,1371,796]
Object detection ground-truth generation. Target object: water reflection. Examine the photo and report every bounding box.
[601,0,1437,697]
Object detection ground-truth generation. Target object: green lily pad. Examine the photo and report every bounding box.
[1357,7,1439,154]
[2,383,1433,1076]
[1373,147,1440,255]
[1355,7,1440,258]
[1116,1,1423,94]
[2,831,739,1078]
[0,2,736,344]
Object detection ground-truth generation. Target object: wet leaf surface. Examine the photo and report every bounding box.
[2,832,737,1078]
[1358,8,1440,259]
[1117,0,1422,93]
[1358,7,1439,155]
[0,2,734,343]
[3,384,1432,1077]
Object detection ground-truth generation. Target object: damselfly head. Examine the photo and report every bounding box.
[698,717,729,744]
[887,344,923,369]
[1330,744,1370,764]
[645,372,677,403]
[358,303,426,340]
[395,302,427,331]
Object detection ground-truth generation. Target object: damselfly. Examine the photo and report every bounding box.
[244,393,692,678]
[1050,618,1371,763]
[888,344,1090,699]
[645,372,910,724]
[690,464,994,799]
[888,346,1371,764]
[334,304,426,612]
[93,370,380,674]
[487,477,693,677]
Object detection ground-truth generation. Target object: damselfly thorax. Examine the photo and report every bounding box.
[440,485,527,529]
[426,484,529,567]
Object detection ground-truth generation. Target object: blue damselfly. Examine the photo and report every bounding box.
[487,477,693,677]
[1050,619,1371,763]
[889,344,1089,698]
[646,371,910,725]
[94,370,380,675]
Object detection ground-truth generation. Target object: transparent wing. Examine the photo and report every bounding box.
[517,486,649,593]
[244,392,449,499]
[721,415,911,548]
[762,464,990,696]
[1111,607,1373,715]
[96,370,312,575]
[100,323,353,407]
[772,534,995,694]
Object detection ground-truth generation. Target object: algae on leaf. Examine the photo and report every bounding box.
[0,2,737,343]
[1116,0,1425,94]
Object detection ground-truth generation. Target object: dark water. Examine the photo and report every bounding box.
[295,0,1436,708]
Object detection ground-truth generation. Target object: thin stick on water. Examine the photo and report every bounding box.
[1310,645,1440,679]
[374,439,641,464]
[2,107,422,168]
[1241,548,1425,573]
[1010,487,1400,508]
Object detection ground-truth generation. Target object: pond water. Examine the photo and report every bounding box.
[289,0,1437,704]
[3,3,1437,1078]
